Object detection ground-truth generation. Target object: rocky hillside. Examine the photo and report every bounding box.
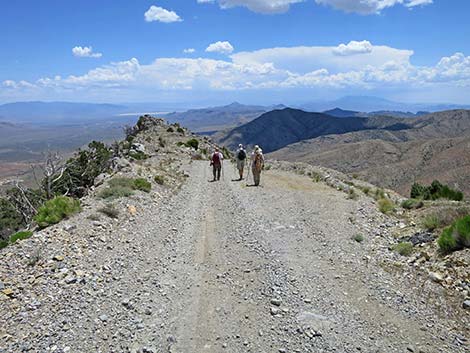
[214,108,408,153]
[269,110,470,196]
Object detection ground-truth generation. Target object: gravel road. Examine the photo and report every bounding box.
[1,160,468,353]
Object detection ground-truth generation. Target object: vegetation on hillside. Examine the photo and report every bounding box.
[438,215,470,252]
[410,180,463,201]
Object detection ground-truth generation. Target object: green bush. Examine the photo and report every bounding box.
[134,178,151,193]
[438,227,458,252]
[438,215,470,252]
[422,214,440,231]
[109,177,135,188]
[167,127,174,133]
[353,234,364,243]
[129,151,149,160]
[177,127,185,134]
[0,239,8,249]
[0,198,23,241]
[411,180,463,201]
[401,199,424,210]
[34,196,81,228]
[378,198,395,214]
[392,242,414,256]
[360,186,370,195]
[99,186,134,199]
[154,175,165,185]
[51,141,112,198]
[10,231,33,243]
[185,139,199,150]
[374,188,385,200]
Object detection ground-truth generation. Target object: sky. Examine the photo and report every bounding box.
[1,0,470,105]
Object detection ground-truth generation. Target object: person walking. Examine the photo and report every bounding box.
[210,147,224,181]
[235,144,247,180]
[251,145,264,186]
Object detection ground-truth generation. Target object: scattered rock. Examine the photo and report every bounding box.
[429,272,444,283]
[463,300,470,310]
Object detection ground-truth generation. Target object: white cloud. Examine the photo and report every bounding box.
[315,0,432,14]
[144,5,182,23]
[333,40,373,56]
[231,43,413,74]
[406,0,433,7]
[72,46,102,58]
[4,42,470,101]
[183,48,196,54]
[206,41,235,54]
[206,0,304,14]
[197,0,214,3]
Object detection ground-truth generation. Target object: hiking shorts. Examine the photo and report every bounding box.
[236,159,245,170]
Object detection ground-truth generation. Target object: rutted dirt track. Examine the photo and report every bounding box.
[1,160,468,353]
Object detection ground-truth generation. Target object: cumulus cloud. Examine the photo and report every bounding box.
[144,5,182,23]
[206,41,235,54]
[4,42,469,99]
[333,40,373,56]
[203,0,304,14]
[183,48,196,54]
[72,46,102,58]
[315,0,432,14]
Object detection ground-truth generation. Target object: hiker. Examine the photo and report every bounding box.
[210,147,224,181]
[251,145,264,186]
[235,144,247,180]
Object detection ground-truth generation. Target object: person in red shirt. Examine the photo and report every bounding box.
[210,147,224,181]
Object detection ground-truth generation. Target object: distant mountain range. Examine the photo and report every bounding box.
[163,102,280,132]
[300,96,470,113]
[215,108,470,197]
[323,107,430,118]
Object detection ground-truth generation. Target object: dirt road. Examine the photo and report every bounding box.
[1,160,467,353]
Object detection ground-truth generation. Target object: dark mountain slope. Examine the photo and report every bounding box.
[215,108,411,153]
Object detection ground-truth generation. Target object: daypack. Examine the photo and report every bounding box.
[212,153,221,165]
[254,153,263,171]
[237,150,246,160]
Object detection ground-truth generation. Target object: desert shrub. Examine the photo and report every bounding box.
[134,178,151,193]
[378,198,395,214]
[438,215,470,252]
[401,199,424,210]
[177,127,185,134]
[311,172,323,183]
[0,239,8,249]
[360,186,370,195]
[109,177,135,189]
[51,141,112,198]
[185,139,199,150]
[10,231,33,244]
[353,234,364,243]
[347,189,359,200]
[154,175,165,185]
[34,196,81,228]
[374,188,385,200]
[221,146,232,159]
[422,214,440,231]
[176,141,185,147]
[167,127,174,133]
[411,181,463,201]
[129,151,149,160]
[98,204,119,219]
[200,148,208,156]
[159,137,166,148]
[352,173,359,179]
[99,185,133,199]
[0,198,23,241]
[392,242,413,256]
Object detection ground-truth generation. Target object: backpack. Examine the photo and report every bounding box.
[212,152,221,165]
[254,153,263,171]
[237,149,246,160]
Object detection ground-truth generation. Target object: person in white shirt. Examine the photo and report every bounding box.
[251,145,265,186]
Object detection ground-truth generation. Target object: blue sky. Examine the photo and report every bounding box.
[1,0,469,105]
